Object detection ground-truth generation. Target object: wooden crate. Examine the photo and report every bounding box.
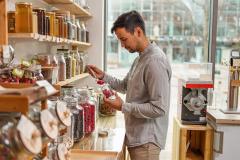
[172,117,213,160]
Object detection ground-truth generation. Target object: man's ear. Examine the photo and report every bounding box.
[134,27,142,37]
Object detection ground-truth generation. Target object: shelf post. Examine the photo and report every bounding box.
[0,0,8,45]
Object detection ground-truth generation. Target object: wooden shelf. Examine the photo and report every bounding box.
[56,73,89,86]
[43,0,92,18]
[8,33,91,49]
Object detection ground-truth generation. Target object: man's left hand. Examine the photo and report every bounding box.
[103,92,123,111]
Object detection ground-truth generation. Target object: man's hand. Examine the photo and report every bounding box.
[87,64,105,79]
[103,92,123,111]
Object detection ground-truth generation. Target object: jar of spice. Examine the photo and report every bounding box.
[63,50,72,79]
[8,11,15,33]
[32,12,38,33]
[46,12,55,36]
[72,46,80,75]
[56,16,64,38]
[54,18,59,37]
[15,2,33,33]
[45,15,50,36]
[71,52,76,77]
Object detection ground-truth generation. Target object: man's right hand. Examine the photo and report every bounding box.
[86,65,105,80]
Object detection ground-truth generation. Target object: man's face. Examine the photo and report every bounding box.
[115,27,139,53]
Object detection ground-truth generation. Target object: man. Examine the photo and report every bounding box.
[87,10,171,160]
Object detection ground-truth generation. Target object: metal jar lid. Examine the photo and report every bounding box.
[40,109,59,139]
[56,101,71,127]
[17,115,42,154]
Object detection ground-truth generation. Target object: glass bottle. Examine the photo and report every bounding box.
[56,50,66,81]
[8,11,16,33]
[72,46,81,75]
[71,52,77,77]
[46,12,55,36]
[76,19,81,41]
[33,8,46,35]
[80,22,86,42]
[63,49,72,79]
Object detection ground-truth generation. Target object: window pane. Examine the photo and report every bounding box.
[214,0,240,110]
[106,0,211,71]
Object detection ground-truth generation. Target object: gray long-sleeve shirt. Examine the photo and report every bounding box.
[103,42,172,149]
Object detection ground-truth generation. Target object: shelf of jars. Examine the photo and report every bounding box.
[8,33,91,48]
[43,0,92,18]
[55,73,89,86]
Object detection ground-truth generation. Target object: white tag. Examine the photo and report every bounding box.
[36,80,57,95]
[17,115,36,139]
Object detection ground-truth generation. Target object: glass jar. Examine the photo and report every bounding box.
[99,93,117,116]
[15,2,33,33]
[76,19,81,41]
[32,12,38,33]
[63,89,84,142]
[72,46,80,75]
[56,52,66,81]
[63,50,72,79]
[48,142,69,160]
[33,8,46,35]
[97,80,116,99]
[46,15,50,36]
[79,52,84,74]
[46,12,55,36]
[64,17,68,39]
[0,115,42,159]
[80,22,86,42]
[81,52,88,73]
[54,18,59,37]
[77,89,96,134]
[67,15,73,40]
[28,107,59,146]
[35,54,51,66]
[71,15,77,40]
[71,52,76,77]
[56,16,64,38]
[8,11,16,33]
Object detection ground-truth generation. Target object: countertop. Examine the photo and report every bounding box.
[207,109,240,125]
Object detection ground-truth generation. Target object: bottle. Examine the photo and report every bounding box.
[97,80,116,100]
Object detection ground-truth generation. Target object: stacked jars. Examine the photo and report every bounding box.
[77,89,96,134]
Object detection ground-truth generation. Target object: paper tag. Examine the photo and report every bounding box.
[56,101,71,126]
[17,115,36,139]
[40,109,58,139]
[36,80,57,95]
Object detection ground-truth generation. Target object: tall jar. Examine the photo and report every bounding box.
[0,115,42,159]
[76,19,81,41]
[8,11,16,33]
[56,50,66,81]
[56,16,64,38]
[71,52,76,77]
[33,8,46,35]
[71,15,77,40]
[48,141,69,160]
[80,22,86,42]
[54,18,59,37]
[46,12,55,36]
[63,89,85,143]
[79,52,84,74]
[72,46,80,75]
[63,50,72,79]
[15,2,33,33]
[77,89,95,134]
[32,11,38,33]
[45,15,50,36]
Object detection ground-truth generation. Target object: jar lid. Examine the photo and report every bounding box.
[40,109,59,139]
[56,101,71,126]
[16,2,32,6]
[33,7,46,11]
[57,143,69,160]
[17,115,42,154]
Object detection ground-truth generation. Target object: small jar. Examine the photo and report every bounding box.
[32,12,38,33]
[80,22,86,42]
[45,15,50,36]
[76,19,81,41]
[56,16,64,38]
[54,18,59,37]
[72,46,80,75]
[79,52,84,74]
[71,52,76,77]
[63,50,72,79]
[8,11,16,33]
[15,2,33,33]
[46,12,55,36]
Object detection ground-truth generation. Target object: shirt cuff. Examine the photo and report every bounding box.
[122,102,132,114]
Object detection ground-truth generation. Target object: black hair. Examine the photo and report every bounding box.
[111,10,146,35]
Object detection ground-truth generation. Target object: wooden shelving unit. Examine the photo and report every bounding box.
[56,73,89,86]
[9,33,91,49]
[43,0,92,18]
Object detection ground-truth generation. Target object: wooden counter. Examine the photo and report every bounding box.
[207,109,240,125]
[71,112,127,160]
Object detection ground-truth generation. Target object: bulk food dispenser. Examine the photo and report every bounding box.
[177,63,213,124]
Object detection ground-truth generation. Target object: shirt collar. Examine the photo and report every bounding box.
[139,41,155,58]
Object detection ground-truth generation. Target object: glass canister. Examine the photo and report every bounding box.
[79,52,84,74]
[72,46,80,75]
[71,15,77,40]
[63,89,85,142]
[46,12,55,36]
[56,51,66,81]
[54,18,59,37]
[76,19,81,41]
[0,115,42,159]
[77,89,95,134]
[32,12,38,33]
[56,16,64,38]
[45,15,50,36]
[28,107,59,146]
[71,52,76,77]
[8,11,16,33]
[48,142,70,160]
[63,50,72,79]
[15,2,33,33]
[80,22,86,42]
[33,8,46,35]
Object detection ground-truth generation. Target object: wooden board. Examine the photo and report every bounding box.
[207,109,240,125]
[56,73,89,86]
[70,150,117,160]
